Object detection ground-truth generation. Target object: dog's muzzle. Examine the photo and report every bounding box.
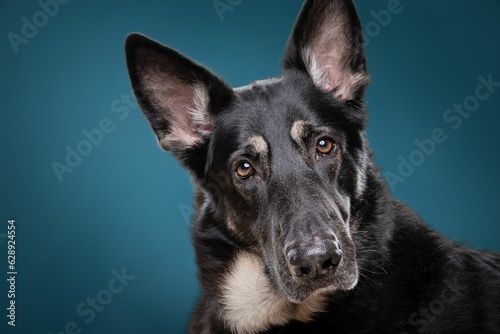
[285,231,342,281]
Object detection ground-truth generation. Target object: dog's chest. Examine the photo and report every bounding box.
[219,252,326,334]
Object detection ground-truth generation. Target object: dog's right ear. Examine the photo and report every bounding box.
[125,33,233,174]
[282,0,369,102]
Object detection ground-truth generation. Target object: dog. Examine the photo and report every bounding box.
[125,0,500,333]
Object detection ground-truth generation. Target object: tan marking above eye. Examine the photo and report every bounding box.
[290,120,307,145]
[316,138,335,155]
[236,161,254,178]
[248,135,268,156]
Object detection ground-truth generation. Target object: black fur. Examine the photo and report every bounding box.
[125,1,500,333]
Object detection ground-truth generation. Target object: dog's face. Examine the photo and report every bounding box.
[207,74,367,302]
[126,0,370,303]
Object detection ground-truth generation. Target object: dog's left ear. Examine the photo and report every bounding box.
[282,0,369,102]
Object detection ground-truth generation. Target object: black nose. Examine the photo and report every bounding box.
[285,237,342,279]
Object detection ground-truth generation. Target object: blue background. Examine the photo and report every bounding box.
[1,0,499,333]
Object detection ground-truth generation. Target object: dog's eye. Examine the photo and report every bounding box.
[235,161,254,179]
[316,138,336,155]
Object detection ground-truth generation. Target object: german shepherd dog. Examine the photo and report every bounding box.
[125,0,500,333]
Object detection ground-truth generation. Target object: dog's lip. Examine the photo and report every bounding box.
[279,261,359,303]
[278,275,338,303]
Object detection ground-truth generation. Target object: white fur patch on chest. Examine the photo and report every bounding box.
[219,252,327,334]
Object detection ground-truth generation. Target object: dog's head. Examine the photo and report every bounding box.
[126,0,370,304]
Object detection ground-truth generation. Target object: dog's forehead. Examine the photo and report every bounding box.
[227,76,318,138]
[223,82,304,154]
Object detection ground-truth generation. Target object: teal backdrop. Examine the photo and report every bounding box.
[1,1,499,333]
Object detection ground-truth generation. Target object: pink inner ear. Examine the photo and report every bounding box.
[134,47,215,151]
[302,4,369,101]
[309,49,368,101]
[146,79,211,150]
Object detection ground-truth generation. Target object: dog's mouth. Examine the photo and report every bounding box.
[277,259,359,303]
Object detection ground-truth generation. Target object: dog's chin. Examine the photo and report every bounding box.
[279,266,359,304]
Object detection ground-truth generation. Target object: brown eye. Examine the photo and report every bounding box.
[316,138,335,155]
[236,161,254,179]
